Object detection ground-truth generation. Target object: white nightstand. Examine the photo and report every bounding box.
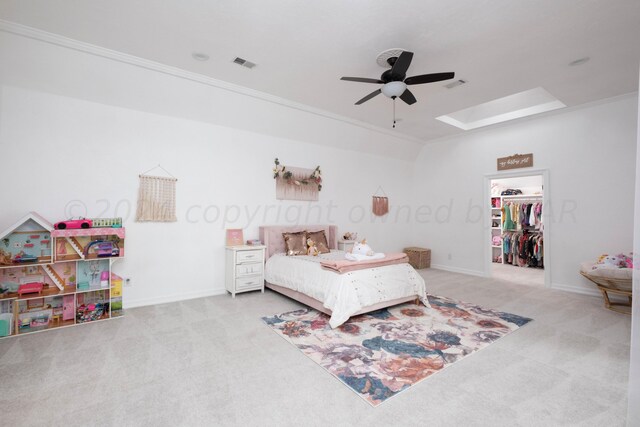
[225,245,266,298]
[338,240,356,252]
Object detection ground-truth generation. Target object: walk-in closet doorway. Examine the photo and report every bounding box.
[484,169,550,288]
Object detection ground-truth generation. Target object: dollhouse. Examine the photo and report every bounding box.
[0,212,125,338]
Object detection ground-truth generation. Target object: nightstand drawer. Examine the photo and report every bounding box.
[236,276,263,291]
[226,245,266,298]
[235,262,263,277]
[237,250,262,263]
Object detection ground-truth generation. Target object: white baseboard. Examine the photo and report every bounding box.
[431,264,487,278]
[551,282,628,302]
[550,282,601,297]
[124,288,227,309]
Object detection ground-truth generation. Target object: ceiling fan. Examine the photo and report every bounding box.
[340,50,455,107]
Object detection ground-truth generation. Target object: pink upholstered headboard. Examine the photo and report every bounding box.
[259,225,338,260]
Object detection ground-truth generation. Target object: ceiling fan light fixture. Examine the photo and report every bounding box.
[381,81,407,98]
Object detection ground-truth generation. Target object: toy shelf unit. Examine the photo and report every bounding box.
[0,212,124,338]
[52,227,125,262]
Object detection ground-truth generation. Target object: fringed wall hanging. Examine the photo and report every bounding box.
[273,158,322,201]
[136,165,178,222]
[372,187,389,216]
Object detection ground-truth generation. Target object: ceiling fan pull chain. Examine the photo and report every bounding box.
[393,98,396,128]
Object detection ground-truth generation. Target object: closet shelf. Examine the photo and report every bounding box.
[500,194,543,200]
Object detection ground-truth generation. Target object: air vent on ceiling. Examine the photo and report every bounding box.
[233,57,256,69]
[444,79,467,89]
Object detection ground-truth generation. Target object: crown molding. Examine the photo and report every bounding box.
[0,19,425,147]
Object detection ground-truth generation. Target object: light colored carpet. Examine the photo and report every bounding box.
[0,269,631,426]
[491,262,545,287]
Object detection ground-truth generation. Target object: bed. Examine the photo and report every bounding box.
[259,225,428,327]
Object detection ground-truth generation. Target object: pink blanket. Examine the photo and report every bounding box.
[320,253,409,274]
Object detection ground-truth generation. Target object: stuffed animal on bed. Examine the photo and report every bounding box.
[345,239,384,261]
[306,238,320,256]
[351,239,374,256]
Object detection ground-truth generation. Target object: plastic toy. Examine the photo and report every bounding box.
[84,240,120,258]
[13,252,38,263]
[54,218,93,230]
[90,218,122,228]
[100,271,110,288]
[0,281,19,294]
[18,282,44,296]
[76,302,107,323]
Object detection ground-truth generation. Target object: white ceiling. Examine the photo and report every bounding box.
[1,0,639,142]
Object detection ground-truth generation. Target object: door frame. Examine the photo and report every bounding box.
[483,168,551,288]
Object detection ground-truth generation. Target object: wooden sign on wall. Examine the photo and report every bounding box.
[497,153,534,171]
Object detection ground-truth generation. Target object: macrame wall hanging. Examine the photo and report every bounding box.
[136,165,178,222]
[372,187,389,216]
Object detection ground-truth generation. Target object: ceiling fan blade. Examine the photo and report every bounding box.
[405,72,455,85]
[341,77,384,84]
[355,89,382,105]
[391,51,414,78]
[399,89,417,105]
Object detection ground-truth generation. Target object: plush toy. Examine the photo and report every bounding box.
[343,232,358,241]
[595,253,634,269]
[602,255,623,268]
[345,239,385,261]
[351,239,374,256]
[306,238,320,256]
[617,252,634,269]
[492,236,502,246]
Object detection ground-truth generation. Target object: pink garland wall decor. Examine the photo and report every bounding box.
[273,158,322,201]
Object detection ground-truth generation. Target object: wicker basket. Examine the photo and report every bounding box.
[404,247,431,269]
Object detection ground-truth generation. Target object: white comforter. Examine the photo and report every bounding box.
[264,250,429,328]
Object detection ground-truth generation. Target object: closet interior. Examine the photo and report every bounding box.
[490,175,544,286]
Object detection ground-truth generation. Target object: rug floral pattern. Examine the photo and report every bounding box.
[262,294,532,406]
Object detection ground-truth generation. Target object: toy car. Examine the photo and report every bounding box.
[54,218,93,230]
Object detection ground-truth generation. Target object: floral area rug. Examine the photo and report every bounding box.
[262,295,532,407]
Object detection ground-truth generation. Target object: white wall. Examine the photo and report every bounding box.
[412,95,638,293]
[628,71,640,426]
[0,31,419,307]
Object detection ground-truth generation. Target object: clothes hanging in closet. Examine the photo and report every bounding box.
[501,202,542,231]
[502,231,544,268]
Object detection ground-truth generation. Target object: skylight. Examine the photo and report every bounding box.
[436,87,566,130]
